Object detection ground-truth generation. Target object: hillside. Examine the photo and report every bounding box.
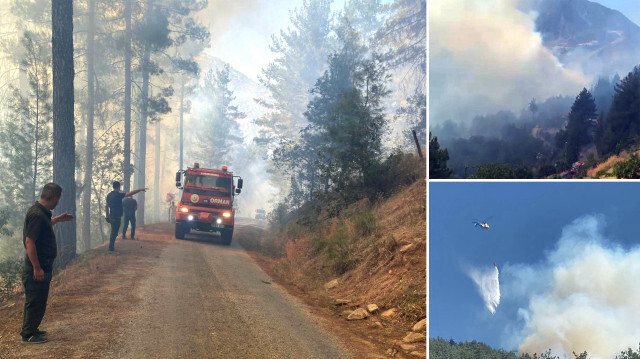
[238,179,427,358]
[584,145,640,178]
[535,0,640,74]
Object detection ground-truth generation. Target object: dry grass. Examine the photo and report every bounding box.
[0,227,168,359]
[587,151,629,178]
[237,180,426,358]
[244,179,426,326]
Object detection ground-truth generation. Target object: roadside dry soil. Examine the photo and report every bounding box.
[0,222,359,359]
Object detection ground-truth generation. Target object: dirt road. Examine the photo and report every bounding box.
[0,222,351,358]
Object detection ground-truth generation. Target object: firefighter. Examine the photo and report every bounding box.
[121,194,137,240]
[105,181,146,253]
[20,183,74,343]
[168,201,176,222]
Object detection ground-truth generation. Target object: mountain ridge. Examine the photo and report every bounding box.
[533,0,640,74]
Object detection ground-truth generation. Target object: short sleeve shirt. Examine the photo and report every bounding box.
[23,202,56,272]
[106,191,126,218]
[122,197,137,216]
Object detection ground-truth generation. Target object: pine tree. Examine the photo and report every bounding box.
[591,76,614,117]
[304,21,390,195]
[564,88,597,164]
[52,0,76,267]
[133,0,208,225]
[254,0,335,148]
[377,0,426,146]
[191,65,245,169]
[253,0,335,202]
[528,98,538,122]
[603,66,640,154]
[428,132,452,179]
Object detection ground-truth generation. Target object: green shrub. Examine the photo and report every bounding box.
[324,223,355,274]
[362,150,425,199]
[613,154,640,179]
[268,202,290,232]
[0,256,22,300]
[352,211,376,237]
[470,163,515,179]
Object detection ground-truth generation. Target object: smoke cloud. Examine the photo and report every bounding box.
[429,0,589,124]
[466,264,501,314]
[502,215,640,358]
[195,0,260,44]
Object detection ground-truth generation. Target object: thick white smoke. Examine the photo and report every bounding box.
[429,0,589,123]
[503,215,640,358]
[466,264,501,314]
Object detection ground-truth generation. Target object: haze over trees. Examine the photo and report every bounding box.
[0,0,425,274]
[259,0,426,208]
[191,65,244,168]
[429,73,628,179]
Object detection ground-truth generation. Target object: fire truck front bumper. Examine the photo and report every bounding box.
[176,212,232,231]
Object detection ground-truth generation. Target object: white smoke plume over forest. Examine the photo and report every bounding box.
[502,215,640,358]
[466,264,501,314]
[429,0,588,124]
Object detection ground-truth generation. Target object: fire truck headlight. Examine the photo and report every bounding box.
[216,218,223,224]
[180,207,189,213]
[222,212,231,218]
[188,215,194,221]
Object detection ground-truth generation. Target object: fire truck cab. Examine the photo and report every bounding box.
[174,163,243,245]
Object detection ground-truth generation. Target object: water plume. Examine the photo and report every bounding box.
[467,263,501,314]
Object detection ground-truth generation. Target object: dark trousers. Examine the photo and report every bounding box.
[122,213,136,239]
[109,216,121,251]
[21,272,51,338]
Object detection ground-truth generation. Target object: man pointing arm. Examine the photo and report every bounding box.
[21,183,74,344]
[105,181,146,252]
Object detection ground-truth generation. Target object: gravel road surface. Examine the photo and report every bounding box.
[103,224,351,359]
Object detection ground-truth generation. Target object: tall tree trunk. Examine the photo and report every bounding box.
[154,121,160,222]
[138,19,151,226]
[134,110,141,189]
[179,78,184,170]
[52,0,76,268]
[309,169,314,201]
[82,0,95,252]
[33,63,39,204]
[160,127,167,221]
[123,0,132,192]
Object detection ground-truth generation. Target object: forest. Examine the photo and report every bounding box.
[429,338,640,359]
[429,67,640,179]
[0,0,426,296]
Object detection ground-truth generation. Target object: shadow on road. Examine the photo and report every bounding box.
[181,232,228,246]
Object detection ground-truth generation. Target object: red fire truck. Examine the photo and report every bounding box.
[174,163,243,244]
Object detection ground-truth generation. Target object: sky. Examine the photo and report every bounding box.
[597,0,640,25]
[204,0,391,81]
[429,182,640,357]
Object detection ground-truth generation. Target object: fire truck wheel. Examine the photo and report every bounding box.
[221,228,233,245]
[175,223,186,240]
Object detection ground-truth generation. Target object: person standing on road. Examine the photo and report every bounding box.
[121,195,137,240]
[168,201,176,222]
[105,181,146,253]
[21,183,74,344]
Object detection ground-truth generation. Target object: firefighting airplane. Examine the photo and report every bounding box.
[472,217,492,229]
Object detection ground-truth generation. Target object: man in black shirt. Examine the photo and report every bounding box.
[121,195,137,240]
[21,183,74,343]
[105,181,146,252]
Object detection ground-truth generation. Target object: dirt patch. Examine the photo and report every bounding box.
[0,225,170,359]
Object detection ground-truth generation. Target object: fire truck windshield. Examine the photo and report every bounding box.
[184,174,231,196]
